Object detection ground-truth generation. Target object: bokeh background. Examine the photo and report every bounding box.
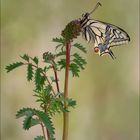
[1,0,139,140]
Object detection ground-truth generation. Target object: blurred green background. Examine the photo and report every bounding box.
[1,0,139,140]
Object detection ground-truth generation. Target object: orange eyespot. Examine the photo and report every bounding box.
[94,47,99,53]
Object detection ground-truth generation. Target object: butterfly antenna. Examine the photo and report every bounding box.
[89,2,102,15]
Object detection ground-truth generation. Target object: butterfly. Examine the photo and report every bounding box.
[78,2,130,59]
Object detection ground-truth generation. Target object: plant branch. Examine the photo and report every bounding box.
[24,63,56,95]
[62,41,71,140]
[52,63,60,93]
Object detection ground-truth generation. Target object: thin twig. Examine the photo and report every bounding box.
[52,63,60,93]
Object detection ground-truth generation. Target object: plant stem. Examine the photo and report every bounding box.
[46,128,50,140]
[62,42,71,140]
[40,123,47,140]
[52,64,60,93]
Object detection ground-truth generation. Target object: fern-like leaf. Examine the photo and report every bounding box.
[52,37,65,50]
[32,57,39,65]
[73,53,87,65]
[6,62,24,73]
[73,43,87,53]
[35,68,45,90]
[23,117,40,130]
[16,108,35,118]
[16,108,55,138]
[23,116,32,130]
[27,64,34,81]
[20,54,29,62]
[35,110,55,139]
[57,59,66,69]
[70,63,80,77]
[52,37,65,45]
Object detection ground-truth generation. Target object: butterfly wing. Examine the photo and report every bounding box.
[82,19,130,48]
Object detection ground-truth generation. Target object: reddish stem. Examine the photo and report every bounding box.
[52,64,60,93]
[40,123,47,140]
[62,42,71,140]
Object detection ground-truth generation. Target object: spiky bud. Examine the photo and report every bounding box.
[61,20,81,42]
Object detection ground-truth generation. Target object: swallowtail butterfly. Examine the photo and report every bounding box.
[79,2,130,59]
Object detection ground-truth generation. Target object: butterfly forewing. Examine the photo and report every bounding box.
[81,19,130,48]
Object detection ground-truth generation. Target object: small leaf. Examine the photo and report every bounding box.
[35,111,55,138]
[27,64,34,81]
[73,53,87,65]
[20,54,29,62]
[67,98,76,108]
[5,62,24,73]
[57,59,66,69]
[56,51,66,57]
[23,117,40,130]
[23,116,32,130]
[35,68,45,90]
[70,63,80,77]
[73,53,87,70]
[32,57,39,65]
[73,43,87,53]
[52,37,65,44]
[53,37,65,51]
[16,108,34,118]
[34,136,44,140]
[16,108,55,138]
[73,59,84,70]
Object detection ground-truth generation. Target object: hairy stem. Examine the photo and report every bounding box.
[62,42,71,140]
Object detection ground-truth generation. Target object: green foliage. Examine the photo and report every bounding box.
[32,57,39,65]
[20,54,30,62]
[57,59,66,69]
[36,111,55,138]
[53,38,87,77]
[34,136,44,140]
[35,68,46,91]
[23,116,39,130]
[70,63,80,77]
[5,62,24,72]
[52,37,65,50]
[73,43,87,53]
[27,64,34,81]
[73,53,87,69]
[43,52,55,64]
[67,98,76,108]
[6,36,87,139]
[16,108,55,139]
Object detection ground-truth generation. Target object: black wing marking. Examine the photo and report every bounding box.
[81,19,130,47]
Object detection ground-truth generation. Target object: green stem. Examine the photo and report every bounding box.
[62,42,71,140]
